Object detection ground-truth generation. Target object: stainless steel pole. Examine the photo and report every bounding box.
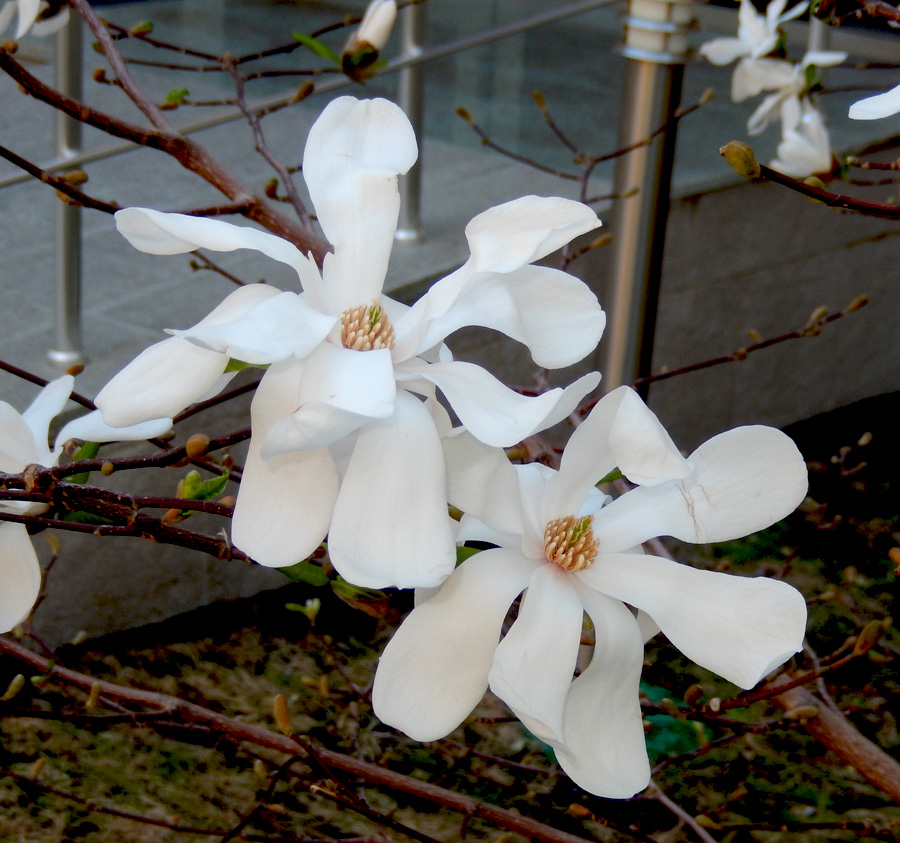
[48,13,85,368]
[599,0,692,394]
[395,0,427,242]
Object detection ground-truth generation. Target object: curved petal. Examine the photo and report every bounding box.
[489,563,583,744]
[396,265,604,367]
[231,359,340,567]
[172,292,336,364]
[0,403,39,471]
[542,386,690,525]
[95,337,228,428]
[267,343,395,455]
[21,376,73,459]
[590,426,808,550]
[731,58,794,103]
[849,82,900,120]
[555,588,650,799]
[372,547,537,741]
[443,430,525,537]
[578,553,807,688]
[303,97,417,313]
[327,391,457,588]
[14,0,39,36]
[115,208,321,292]
[55,411,172,452]
[0,523,41,632]
[699,37,750,66]
[29,5,69,37]
[397,361,599,448]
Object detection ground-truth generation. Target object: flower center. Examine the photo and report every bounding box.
[340,301,395,351]
[543,515,598,573]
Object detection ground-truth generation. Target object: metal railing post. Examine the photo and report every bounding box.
[48,12,85,368]
[395,0,427,242]
[598,0,692,394]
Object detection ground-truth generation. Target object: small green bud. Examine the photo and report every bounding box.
[719,141,761,178]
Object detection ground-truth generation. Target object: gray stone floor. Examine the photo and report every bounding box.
[0,0,897,644]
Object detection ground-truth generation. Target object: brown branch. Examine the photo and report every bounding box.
[0,638,604,843]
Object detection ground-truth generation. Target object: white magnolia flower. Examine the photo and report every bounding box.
[770,98,832,177]
[0,0,69,38]
[373,386,808,798]
[732,50,846,135]
[0,376,170,632]
[95,96,605,590]
[343,0,397,55]
[849,81,900,120]
[699,0,808,66]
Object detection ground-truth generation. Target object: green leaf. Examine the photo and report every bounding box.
[597,467,623,484]
[223,358,259,373]
[456,545,482,565]
[180,469,229,501]
[165,88,190,105]
[280,560,330,587]
[61,511,113,526]
[292,31,340,64]
[804,64,820,91]
[67,441,101,484]
[129,19,154,36]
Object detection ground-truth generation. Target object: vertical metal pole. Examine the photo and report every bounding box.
[598,0,692,394]
[395,0,427,242]
[48,13,85,368]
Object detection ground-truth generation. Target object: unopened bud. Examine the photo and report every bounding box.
[695,815,719,829]
[853,619,885,655]
[28,759,45,778]
[85,682,101,711]
[218,495,236,508]
[846,294,868,312]
[804,305,829,330]
[684,684,703,706]
[567,803,593,818]
[185,433,210,459]
[253,758,268,780]
[660,698,681,718]
[2,40,18,53]
[273,693,292,735]
[589,234,613,250]
[720,141,760,178]
[708,697,721,713]
[62,170,88,186]
[456,107,473,124]
[784,704,819,722]
[128,20,154,36]
[66,363,84,376]
[291,81,314,103]
[264,179,279,200]
[343,0,396,54]
[93,67,107,83]
[804,176,826,190]
[699,87,715,105]
[857,431,873,447]
[101,461,114,476]
[0,674,25,701]
[532,90,547,111]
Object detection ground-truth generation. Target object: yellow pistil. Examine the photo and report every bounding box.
[544,515,598,573]
[340,301,395,351]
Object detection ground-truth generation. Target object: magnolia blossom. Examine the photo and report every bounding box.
[373,386,808,798]
[95,96,605,590]
[0,376,169,632]
[343,0,396,55]
[849,81,900,120]
[731,50,845,135]
[770,98,832,177]
[699,0,808,66]
[0,0,68,38]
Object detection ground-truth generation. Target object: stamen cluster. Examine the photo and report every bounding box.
[340,301,395,351]
[543,515,599,573]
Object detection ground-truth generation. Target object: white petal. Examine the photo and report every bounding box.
[396,265,605,367]
[372,547,537,741]
[14,0,39,37]
[327,391,457,589]
[0,403,39,471]
[542,386,690,525]
[802,50,847,69]
[849,82,900,120]
[115,208,321,292]
[55,411,172,452]
[172,291,336,364]
[731,58,794,102]
[352,0,397,50]
[699,37,751,66]
[95,337,228,428]
[443,430,525,537]
[591,426,808,550]
[303,97,417,313]
[21,376,73,464]
[263,343,396,455]
[555,588,650,799]
[231,360,340,567]
[578,553,807,689]
[0,523,41,632]
[397,361,599,448]
[464,196,600,274]
[29,5,69,36]
[489,563,583,744]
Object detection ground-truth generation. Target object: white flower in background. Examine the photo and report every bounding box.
[849,81,900,120]
[0,0,69,38]
[95,96,605,590]
[373,386,808,799]
[699,0,808,66]
[770,98,832,177]
[343,0,397,55]
[731,50,846,135]
[0,376,170,632]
